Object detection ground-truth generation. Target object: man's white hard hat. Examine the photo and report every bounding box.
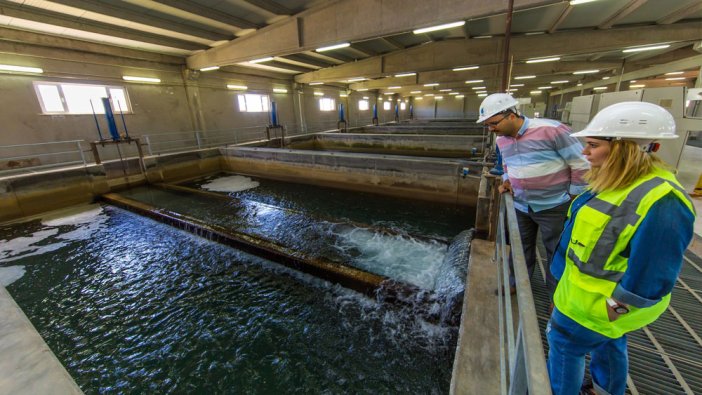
[477,93,519,123]
[571,101,678,144]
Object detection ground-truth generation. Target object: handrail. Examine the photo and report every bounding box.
[496,193,551,395]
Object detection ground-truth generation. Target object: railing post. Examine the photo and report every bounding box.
[76,141,87,165]
[144,136,153,156]
[195,131,202,149]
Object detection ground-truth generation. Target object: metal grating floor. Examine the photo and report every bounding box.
[532,239,702,395]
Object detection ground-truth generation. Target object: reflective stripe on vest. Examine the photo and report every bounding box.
[568,177,668,282]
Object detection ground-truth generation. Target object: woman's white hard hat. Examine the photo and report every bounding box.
[571,101,678,143]
[477,93,519,123]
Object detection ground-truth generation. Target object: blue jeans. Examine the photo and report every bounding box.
[547,308,628,395]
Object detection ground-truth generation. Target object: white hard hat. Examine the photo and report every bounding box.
[477,93,519,123]
[571,101,677,143]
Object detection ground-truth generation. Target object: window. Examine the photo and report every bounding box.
[358,100,369,111]
[400,102,406,110]
[34,82,130,114]
[383,101,391,110]
[238,94,270,113]
[319,97,335,111]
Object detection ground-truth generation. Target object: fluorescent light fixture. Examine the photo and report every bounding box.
[384,92,395,95]
[478,93,488,97]
[665,77,686,81]
[414,97,423,100]
[472,86,486,90]
[410,90,422,94]
[551,80,569,84]
[514,75,536,80]
[525,32,545,36]
[357,88,369,91]
[456,95,465,98]
[622,44,670,53]
[413,21,465,35]
[665,71,683,75]
[340,93,348,97]
[200,66,220,71]
[473,35,493,39]
[439,88,452,92]
[309,82,324,85]
[530,90,542,94]
[573,69,599,75]
[577,83,583,86]
[630,84,646,88]
[0,64,43,73]
[314,92,324,96]
[424,93,435,97]
[435,96,444,100]
[526,57,560,64]
[249,57,274,63]
[602,76,611,80]
[388,86,401,89]
[510,84,524,87]
[570,0,601,5]
[465,79,484,84]
[476,91,487,94]
[363,96,369,99]
[424,83,439,86]
[453,65,479,71]
[537,86,554,89]
[395,72,416,77]
[449,92,459,95]
[227,84,247,90]
[593,87,608,90]
[347,77,367,82]
[316,42,350,52]
[123,76,160,83]
[506,88,518,92]
[273,88,288,93]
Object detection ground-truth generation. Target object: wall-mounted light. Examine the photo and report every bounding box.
[249,57,274,64]
[435,96,444,100]
[414,97,423,100]
[316,43,350,52]
[424,83,439,87]
[340,93,348,97]
[471,86,486,90]
[573,69,599,75]
[665,77,686,81]
[537,86,554,90]
[530,90,542,94]
[0,64,43,74]
[439,88,452,92]
[123,76,161,83]
[395,72,416,77]
[477,93,488,97]
[593,87,608,90]
[273,88,288,93]
[410,90,421,94]
[413,21,465,34]
[551,80,569,84]
[630,84,646,88]
[453,65,479,71]
[514,75,536,80]
[455,95,465,98]
[526,57,560,63]
[357,88,369,91]
[314,92,324,96]
[200,66,220,71]
[510,84,524,87]
[622,44,670,53]
[448,92,459,95]
[465,79,484,84]
[227,84,247,90]
[309,82,324,85]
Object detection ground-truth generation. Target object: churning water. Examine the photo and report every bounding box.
[0,175,474,394]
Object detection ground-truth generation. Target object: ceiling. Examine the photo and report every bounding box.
[1,0,701,97]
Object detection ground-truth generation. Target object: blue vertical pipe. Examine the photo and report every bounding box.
[338,103,345,122]
[102,97,120,141]
[394,104,399,117]
[409,104,414,119]
[271,101,278,126]
[372,103,378,119]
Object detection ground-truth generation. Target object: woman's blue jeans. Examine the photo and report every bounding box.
[547,308,628,395]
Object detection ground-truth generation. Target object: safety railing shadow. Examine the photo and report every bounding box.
[495,193,551,395]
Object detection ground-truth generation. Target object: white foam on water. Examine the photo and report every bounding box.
[1,205,109,263]
[330,226,446,290]
[0,265,26,286]
[201,175,259,193]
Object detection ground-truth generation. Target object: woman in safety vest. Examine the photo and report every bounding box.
[547,101,696,395]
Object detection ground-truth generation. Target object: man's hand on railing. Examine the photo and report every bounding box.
[498,179,513,195]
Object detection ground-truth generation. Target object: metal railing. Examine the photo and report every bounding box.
[141,125,270,155]
[495,193,551,395]
[0,140,88,176]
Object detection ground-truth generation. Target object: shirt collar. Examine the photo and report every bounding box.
[516,116,530,137]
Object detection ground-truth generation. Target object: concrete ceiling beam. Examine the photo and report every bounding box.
[151,0,261,30]
[598,0,648,30]
[0,27,184,64]
[548,3,572,34]
[657,1,702,25]
[49,0,233,41]
[550,54,702,95]
[242,0,292,16]
[294,22,702,83]
[0,3,205,51]
[186,0,562,69]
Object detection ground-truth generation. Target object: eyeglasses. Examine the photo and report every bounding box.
[484,113,510,127]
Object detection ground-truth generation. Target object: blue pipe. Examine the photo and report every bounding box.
[338,103,345,122]
[102,97,120,141]
[271,101,278,126]
[373,103,378,119]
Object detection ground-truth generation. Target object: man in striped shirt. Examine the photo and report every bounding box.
[478,93,589,299]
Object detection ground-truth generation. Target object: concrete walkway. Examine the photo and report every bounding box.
[0,286,83,395]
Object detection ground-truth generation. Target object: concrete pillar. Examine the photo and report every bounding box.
[181,67,206,132]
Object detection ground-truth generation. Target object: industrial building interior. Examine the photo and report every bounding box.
[1,0,701,394]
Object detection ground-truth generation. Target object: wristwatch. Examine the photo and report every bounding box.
[606,298,629,315]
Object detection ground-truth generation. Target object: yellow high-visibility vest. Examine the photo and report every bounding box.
[554,167,695,338]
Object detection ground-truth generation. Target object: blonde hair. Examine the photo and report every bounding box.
[585,139,666,192]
